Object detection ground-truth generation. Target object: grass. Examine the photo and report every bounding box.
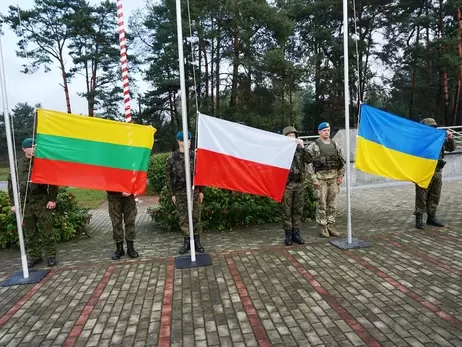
[0,167,9,181]
[68,188,107,209]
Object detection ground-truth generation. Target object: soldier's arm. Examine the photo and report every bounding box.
[164,156,174,195]
[444,137,456,152]
[306,143,319,185]
[335,141,346,177]
[48,185,59,202]
[7,170,14,203]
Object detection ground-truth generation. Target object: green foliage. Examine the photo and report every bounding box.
[0,188,92,249]
[147,184,316,233]
[147,152,171,195]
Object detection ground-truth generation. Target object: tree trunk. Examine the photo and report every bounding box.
[59,57,72,114]
[230,0,239,107]
[454,8,462,125]
[215,28,221,116]
[440,0,450,125]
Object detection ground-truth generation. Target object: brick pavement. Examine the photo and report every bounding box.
[0,180,461,346]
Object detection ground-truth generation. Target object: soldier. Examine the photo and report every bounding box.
[107,191,139,260]
[281,126,314,246]
[415,118,455,229]
[165,131,205,254]
[307,122,346,238]
[8,138,59,267]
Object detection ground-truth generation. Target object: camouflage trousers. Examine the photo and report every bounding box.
[414,170,442,216]
[175,190,203,236]
[107,194,137,242]
[315,178,339,226]
[23,199,56,259]
[281,182,304,230]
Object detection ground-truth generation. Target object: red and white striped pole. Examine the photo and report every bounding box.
[116,0,131,123]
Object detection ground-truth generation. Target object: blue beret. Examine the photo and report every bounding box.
[176,131,192,141]
[318,122,330,131]
[22,138,35,148]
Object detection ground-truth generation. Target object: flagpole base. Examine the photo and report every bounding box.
[175,253,213,269]
[1,269,50,287]
[329,238,371,249]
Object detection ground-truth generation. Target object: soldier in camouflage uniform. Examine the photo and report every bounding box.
[414,118,456,229]
[165,131,205,254]
[8,138,59,267]
[107,191,138,260]
[281,126,314,246]
[307,122,346,238]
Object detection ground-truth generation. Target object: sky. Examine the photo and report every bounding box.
[0,0,151,116]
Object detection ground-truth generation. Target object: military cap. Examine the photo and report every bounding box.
[282,126,298,137]
[318,122,330,131]
[22,137,35,149]
[176,131,192,141]
[421,118,437,126]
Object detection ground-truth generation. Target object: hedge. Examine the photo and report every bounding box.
[146,152,316,232]
[0,188,92,249]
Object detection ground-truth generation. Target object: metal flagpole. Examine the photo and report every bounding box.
[0,26,50,286]
[174,0,212,269]
[329,0,370,250]
[175,0,196,262]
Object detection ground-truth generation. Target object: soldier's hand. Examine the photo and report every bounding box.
[446,130,453,139]
[336,176,343,185]
[46,201,56,209]
[297,138,304,147]
[199,192,204,203]
[312,181,320,189]
[122,192,131,197]
[11,206,15,213]
[172,196,176,205]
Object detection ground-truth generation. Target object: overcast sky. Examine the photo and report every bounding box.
[0,0,150,116]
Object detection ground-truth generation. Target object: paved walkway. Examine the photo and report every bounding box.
[0,181,461,346]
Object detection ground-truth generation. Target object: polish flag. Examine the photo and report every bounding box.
[193,113,298,202]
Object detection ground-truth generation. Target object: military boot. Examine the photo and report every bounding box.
[194,235,204,253]
[415,214,424,229]
[292,228,305,245]
[179,237,190,254]
[27,258,43,268]
[327,224,340,237]
[284,229,293,246]
[427,215,444,227]
[47,257,57,267]
[319,225,330,238]
[112,241,125,260]
[126,240,139,258]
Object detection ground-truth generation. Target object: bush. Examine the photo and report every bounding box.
[0,188,92,249]
[147,152,171,195]
[147,183,316,232]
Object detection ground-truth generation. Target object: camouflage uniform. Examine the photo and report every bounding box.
[414,118,456,228]
[307,129,346,238]
[165,146,205,254]
[281,126,313,246]
[107,191,139,260]
[8,155,59,267]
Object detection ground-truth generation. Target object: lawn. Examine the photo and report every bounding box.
[68,188,107,209]
[0,167,9,181]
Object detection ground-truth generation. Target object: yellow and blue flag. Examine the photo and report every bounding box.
[355,105,446,188]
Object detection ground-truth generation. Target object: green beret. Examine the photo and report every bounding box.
[22,138,35,148]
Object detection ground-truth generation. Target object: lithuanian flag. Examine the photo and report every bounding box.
[31,109,156,194]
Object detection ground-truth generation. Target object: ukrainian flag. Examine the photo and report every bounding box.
[355,105,446,188]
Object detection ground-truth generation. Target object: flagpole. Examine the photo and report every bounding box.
[343,0,352,244]
[0,29,29,280]
[175,0,196,262]
[329,0,370,250]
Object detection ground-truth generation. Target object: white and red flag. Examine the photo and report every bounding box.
[193,113,298,202]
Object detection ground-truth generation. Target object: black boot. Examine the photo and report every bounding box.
[179,237,190,254]
[194,235,204,253]
[126,240,139,258]
[284,229,292,246]
[27,258,43,268]
[292,228,305,245]
[112,241,125,260]
[415,214,424,229]
[427,215,444,227]
[47,257,57,267]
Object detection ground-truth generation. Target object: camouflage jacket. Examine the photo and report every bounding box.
[165,150,204,195]
[436,137,456,171]
[306,138,346,182]
[287,144,313,184]
[8,156,59,204]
